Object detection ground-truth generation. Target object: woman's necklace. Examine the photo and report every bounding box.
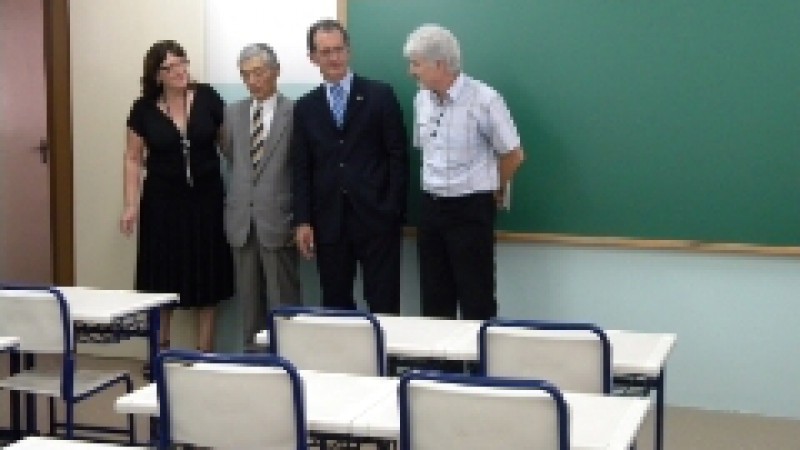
[162,90,193,187]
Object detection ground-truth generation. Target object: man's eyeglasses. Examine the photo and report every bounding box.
[240,65,271,80]
[159,59,190,73]
[315,46,347,59]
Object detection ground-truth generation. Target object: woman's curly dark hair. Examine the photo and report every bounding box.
[141,40,187,100]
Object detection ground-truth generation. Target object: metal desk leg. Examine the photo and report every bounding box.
[655,368,665,450]
[23,353,36,435]
[147,307,161,445]
[9,351,21,439]
[146,308,161,382]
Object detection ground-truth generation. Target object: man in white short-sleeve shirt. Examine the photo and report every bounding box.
[404,24,525,320]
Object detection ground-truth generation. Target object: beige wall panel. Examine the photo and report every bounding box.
[71,0,206,355]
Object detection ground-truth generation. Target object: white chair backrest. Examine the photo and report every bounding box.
[274,315,380,376]
[0,290,66,353]
[407,379,561,450]
[164,362,300,450]
[486,328,605,393]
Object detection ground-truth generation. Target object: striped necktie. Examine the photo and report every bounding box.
[251,102,265,167]
[330,83,345,128]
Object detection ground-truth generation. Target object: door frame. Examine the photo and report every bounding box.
[44,0,73,285]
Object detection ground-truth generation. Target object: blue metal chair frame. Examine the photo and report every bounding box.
[399,371,570,450]
[0,285,134,442]
[268,306,388,376]
[155,350,308,450]
[479,318,613,394]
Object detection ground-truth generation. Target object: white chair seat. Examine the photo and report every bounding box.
[0,368,129,397]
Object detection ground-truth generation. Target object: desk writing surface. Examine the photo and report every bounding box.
[255,317,676,375]
[114,370,398,432]
[443,325,676,376]
[0,336,20,350]
[3,436,146,449]
[376,314,481,358]
[604,330,677,377]
[57,286,178,323]
[349,0,800,247]
[301,370,397,435]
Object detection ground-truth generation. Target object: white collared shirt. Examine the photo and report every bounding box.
[324,71,354,108]
[413,74,521,197]
[250,93,278,140]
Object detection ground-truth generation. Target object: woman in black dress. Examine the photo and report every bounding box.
[120,40,232,352]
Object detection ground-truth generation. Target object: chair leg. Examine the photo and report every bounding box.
[65,401,74,439]
[124,375,135,444]
[143,340,171,379]
[48,397,55,435]
[25,393,37,435]
[23,354,37,435]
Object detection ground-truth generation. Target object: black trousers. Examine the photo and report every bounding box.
[418,192,497,320]
[315,204,402,314]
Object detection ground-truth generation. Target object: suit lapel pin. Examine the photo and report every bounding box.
[356,95,363,101]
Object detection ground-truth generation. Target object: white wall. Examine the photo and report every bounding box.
[205,0,331,85]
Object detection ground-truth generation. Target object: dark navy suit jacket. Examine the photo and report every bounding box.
[291,74,409,244]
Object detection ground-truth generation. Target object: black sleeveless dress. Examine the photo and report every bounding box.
[127,83,233,307]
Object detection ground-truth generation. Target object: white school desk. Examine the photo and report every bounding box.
[57,286,177,324]
[58,286,178,371]
[114,370,397,421]
[115,369,397,445]
[255,314,676,450]
[3,436,146,449]
[351,385,650,450]
[0,337,19,351]
[4,286,177,437]
[255,315,676,376]
[114,370,397,436]
[115,370,650,450]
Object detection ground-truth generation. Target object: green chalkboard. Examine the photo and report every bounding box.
[348,0,800,247]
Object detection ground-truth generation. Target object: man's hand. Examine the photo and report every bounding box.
[119,205,139,236]
[295,224,316,259]
[494,188,506,210]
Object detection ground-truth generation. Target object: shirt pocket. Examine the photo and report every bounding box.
[415,116,436,149]
[465,103,492,145]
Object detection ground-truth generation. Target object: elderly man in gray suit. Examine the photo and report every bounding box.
[222,43,301,351]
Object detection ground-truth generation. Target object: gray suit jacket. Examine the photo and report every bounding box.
[222,93,294,248]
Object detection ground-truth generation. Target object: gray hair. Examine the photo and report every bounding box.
[403,24,461,73]
[237,43,279,68]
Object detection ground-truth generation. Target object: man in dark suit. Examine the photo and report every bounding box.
[292,19,409,313]
[222,43,301,351]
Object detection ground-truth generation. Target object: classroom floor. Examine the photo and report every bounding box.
[1,355,799,449]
